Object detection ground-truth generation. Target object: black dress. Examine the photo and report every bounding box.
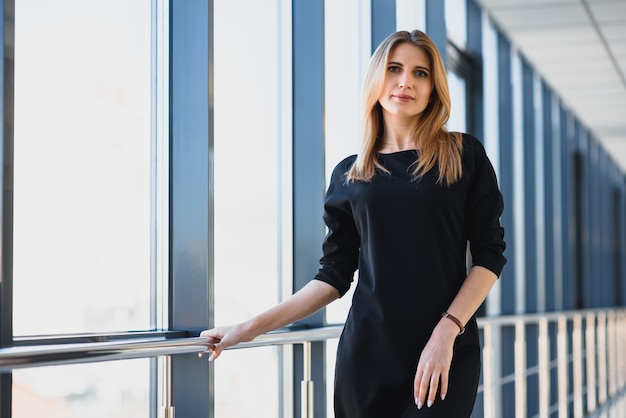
[314,134,506,418]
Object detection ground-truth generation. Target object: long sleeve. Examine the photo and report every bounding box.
[464,136,507,277]
[313,157,360,297]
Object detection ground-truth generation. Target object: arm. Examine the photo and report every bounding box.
[413,137,505,409]
[413,265,497,409]
[200,280,339,361]
[202,160,359,361]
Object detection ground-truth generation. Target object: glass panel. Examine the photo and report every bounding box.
[324,0,365,325]
[13,359,150,418]
[13,0,153,335]
[445,0,467,47]
[214,347,280,417]
[213,0,281,415]
[447,71,467,133]
[323,9,366,417]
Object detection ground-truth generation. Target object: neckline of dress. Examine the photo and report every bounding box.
[377,149,419,156]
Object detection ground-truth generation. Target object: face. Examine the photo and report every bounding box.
[378,42,434,121]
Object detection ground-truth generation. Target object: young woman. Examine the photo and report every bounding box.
[201,30,506,417]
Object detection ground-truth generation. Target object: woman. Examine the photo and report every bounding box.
[201,30,506,417]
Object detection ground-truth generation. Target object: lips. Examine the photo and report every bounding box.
[393,94,414,101]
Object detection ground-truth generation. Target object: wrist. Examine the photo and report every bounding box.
[440,311,465,336]
[237,319,260,342]
[441,311,465,335]
[434,317,461,343]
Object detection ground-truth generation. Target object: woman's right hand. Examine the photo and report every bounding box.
[199,281,340,361]
[199,323,254,361]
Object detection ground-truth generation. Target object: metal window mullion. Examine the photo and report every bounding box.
[169,0,213,416]
[0,0,15,417]
[292,1,326,416]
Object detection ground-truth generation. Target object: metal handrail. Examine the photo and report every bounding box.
[0,309,623,371]
[0,309,623,373]
[0,325,344,372]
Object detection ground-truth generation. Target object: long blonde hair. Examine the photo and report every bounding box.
[347,30,463,186]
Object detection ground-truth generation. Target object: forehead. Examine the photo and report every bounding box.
[388,42,431,68]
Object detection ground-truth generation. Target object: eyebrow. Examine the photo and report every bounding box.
[388,61,430,71]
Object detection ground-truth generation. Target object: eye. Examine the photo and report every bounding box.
[414,70,429,77]
[387,65,401,73]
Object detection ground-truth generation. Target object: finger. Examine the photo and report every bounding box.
[207,343,227,361]
[427,372,440,407]
[417,372,431,409]
[197,344,217,358]
[413,369,424,408]
[199,332,222,344]
[207,348,218,361]
[440,370,449,401]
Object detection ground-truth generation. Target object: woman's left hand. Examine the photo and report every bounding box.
[413,319,458,409]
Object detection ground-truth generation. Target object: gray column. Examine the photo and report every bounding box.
[169,0,214,416]
[0,0,14,416]
[371,0,396,51]
[542,84,556,312]
[425,0,446,64]
[292,1,327,416]
[560,107,574,310]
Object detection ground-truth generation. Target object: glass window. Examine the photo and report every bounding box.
[13,0,154,335]
[13,360,150,418]
[447,71,468,133]
[323,6,369,417]
[213,0,282,415]
[445,0,467,47]
[324,0,367,326]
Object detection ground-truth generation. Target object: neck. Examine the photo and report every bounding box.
[378,138,418,153]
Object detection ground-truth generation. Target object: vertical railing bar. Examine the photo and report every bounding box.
[158,355,175,418]
[300,342,313,418]
[615,311,626,392]
[557,316,568,418]
[597,311,607,405]
[586,312,597,412]
[514,320,527,418]
[573,315,583,418]
[483,323,495,418]
[607,311,617,397]
[538,317,550,417]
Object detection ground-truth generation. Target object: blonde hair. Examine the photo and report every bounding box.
[347,30,463,186]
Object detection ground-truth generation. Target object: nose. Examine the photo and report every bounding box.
[398,71,410,88]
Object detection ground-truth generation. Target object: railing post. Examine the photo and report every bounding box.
[514,320,526,418]
[597,311,607,405]
[301,342,314,418]
[557,315,568,418]
[607,311,617,397]
[538,318,550,417]
[586,312,597,412]
[572,314,583,418]
[615,311,626,392]
[159,355,175,418]
[482,323,496,418]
